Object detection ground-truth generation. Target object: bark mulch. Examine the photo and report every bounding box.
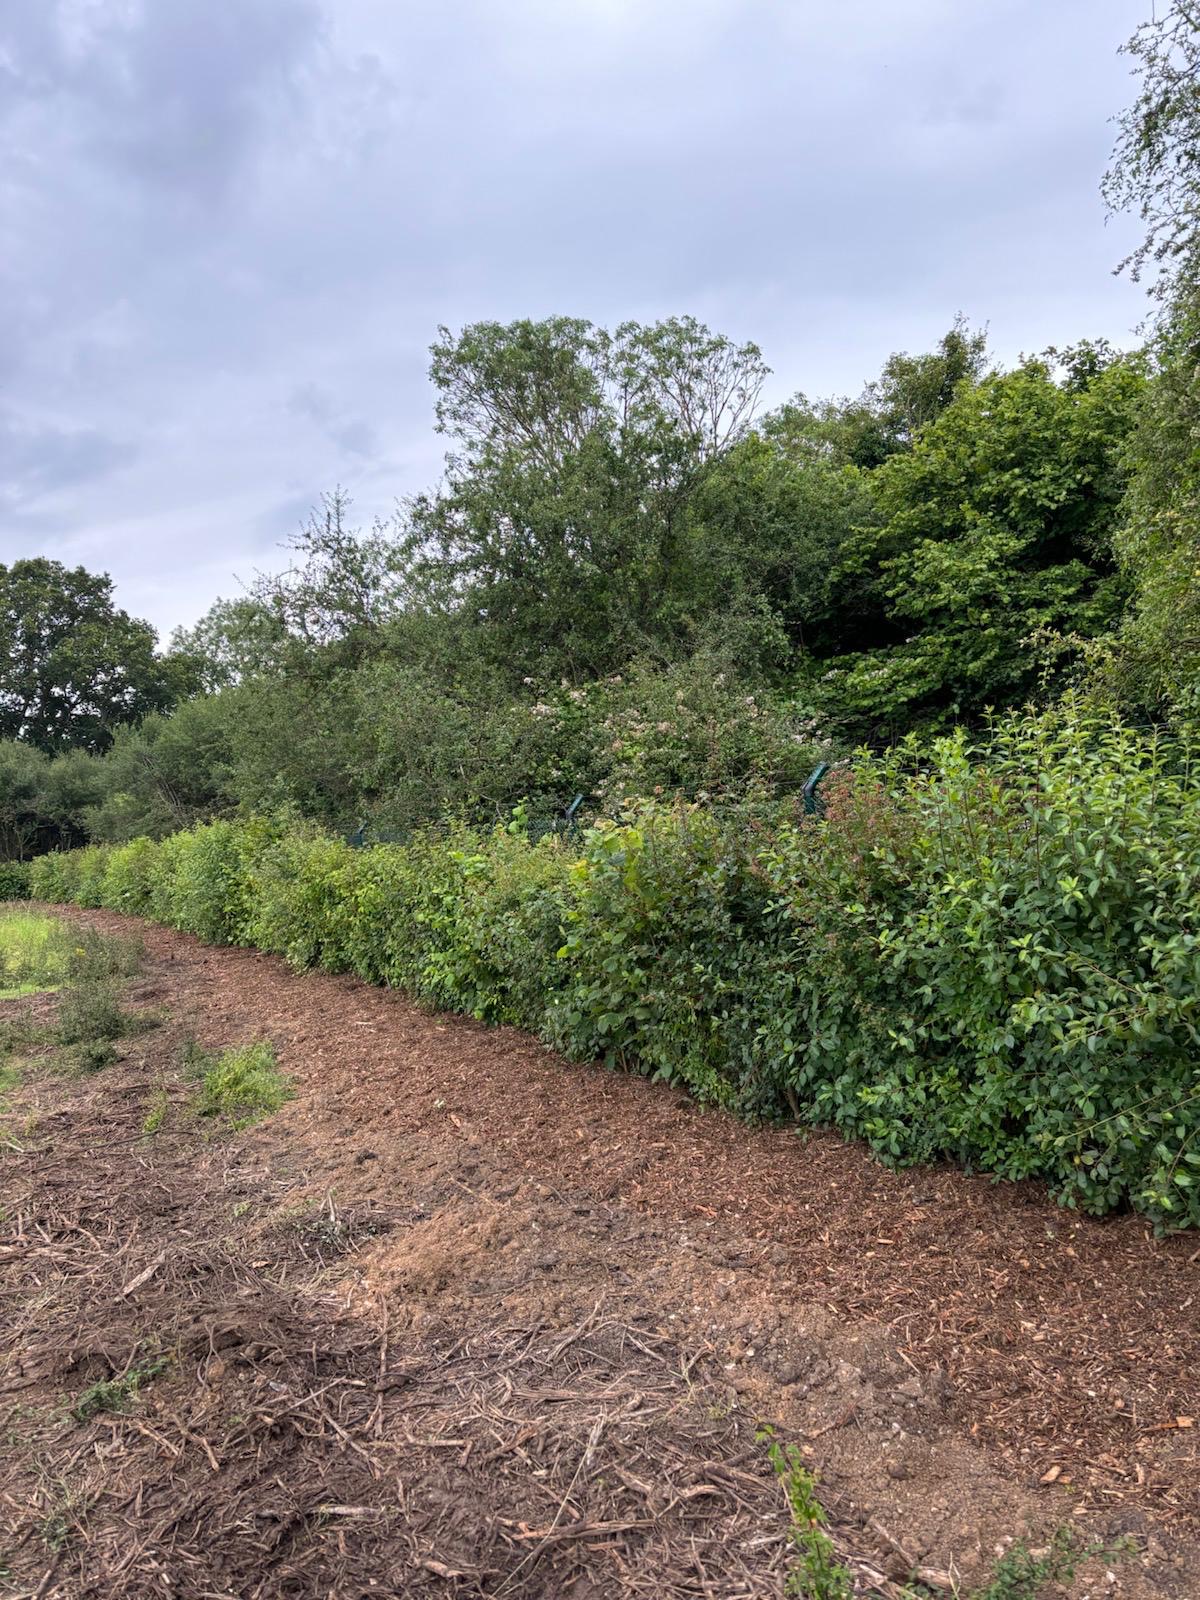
[1,906,1196,1598]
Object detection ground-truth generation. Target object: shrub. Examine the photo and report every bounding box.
[29,852,73,903]
[547,804,771,1107]
[57,982,128,1046]
[100,837,163,916]
[0,860,31,901]
[36,703,1200,1227]
[753,706,1200,1225]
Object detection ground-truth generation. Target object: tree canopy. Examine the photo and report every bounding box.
[0,559,181,755]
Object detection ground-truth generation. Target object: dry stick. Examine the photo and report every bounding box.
[493,1413,608,1595]
[120,1249,167,1298]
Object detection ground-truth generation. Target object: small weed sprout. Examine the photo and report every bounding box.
[758,1427,852,1600]
[72,1355,168,1422]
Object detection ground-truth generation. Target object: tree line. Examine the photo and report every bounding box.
[4,4,1200,858]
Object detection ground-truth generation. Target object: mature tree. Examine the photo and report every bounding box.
[0,741,101,859]
[0,741,51,859]
[676,430,878,661]
[1095,4,1200,720]
[251,488,411,658]
[768,319,988,471]
[83,697,238,843]
[169,595,291,692]
[1103,1,1200,297]
[816,348,1146,735]
[407,316,769,675]
[0,559,175,753]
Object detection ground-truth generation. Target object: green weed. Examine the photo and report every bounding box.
[759,1428,853,1600]
[971,1529,1135,1600]
[71,1356,168,1422]
[193,1040,290,1126]
[141,1087,169,1135]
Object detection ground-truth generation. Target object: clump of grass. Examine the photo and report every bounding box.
[56,982,128,1046]
[191,1040,291,1127]
[141,1086,169,1135]
[53,926,148,1058]
[0,909,72,998]
[71,1355,168,1422]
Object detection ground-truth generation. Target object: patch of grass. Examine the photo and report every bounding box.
[71,1355,168,1422]
[0,909,72,998]
[193,1040,291,1127]
[141,1086,169,1135]
[56,981,128,1046]
[759,1428,852,1600]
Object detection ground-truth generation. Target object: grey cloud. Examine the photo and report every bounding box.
[0,0,1151,636]
[0,410,135,517]
[0,0,327,203]
[287,384,379,461]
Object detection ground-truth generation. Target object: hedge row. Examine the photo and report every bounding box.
[19,706,1200,1227]
[0,860,31,900]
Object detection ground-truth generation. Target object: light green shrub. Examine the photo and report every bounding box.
[100,837,162,916]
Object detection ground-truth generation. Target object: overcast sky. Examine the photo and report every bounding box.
[1,0,1150,638]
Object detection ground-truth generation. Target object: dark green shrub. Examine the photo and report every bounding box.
[37,702,1200,1227]
[57,982,127,1046]
[547,804,769,1106]
[0,861,31,900]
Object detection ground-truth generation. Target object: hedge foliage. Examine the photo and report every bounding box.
[19,705,1200,1229]
[0,859,31,900]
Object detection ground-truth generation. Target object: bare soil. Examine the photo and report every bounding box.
[1,906,1197,1598]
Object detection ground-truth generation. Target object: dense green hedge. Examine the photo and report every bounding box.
[0,860,31,900]
[18,706,1200,1228]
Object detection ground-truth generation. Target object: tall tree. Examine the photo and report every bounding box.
[817,348,1146,735]
[768,319,988,471]
[1097,4,1200,719]
[407,316,769,676]
[0,559,174,753]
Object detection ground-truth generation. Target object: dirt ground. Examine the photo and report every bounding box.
[1,906,1198,1599]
